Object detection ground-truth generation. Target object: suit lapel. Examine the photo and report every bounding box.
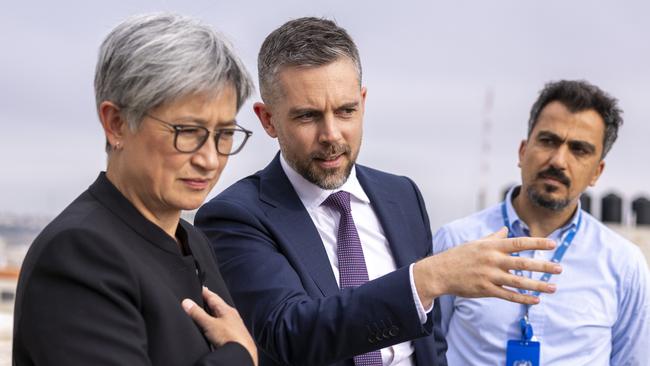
[356,166,420,268]
[259,155,340,297]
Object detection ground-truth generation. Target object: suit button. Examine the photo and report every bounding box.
[382,328,391,339]
[389,325,399,337]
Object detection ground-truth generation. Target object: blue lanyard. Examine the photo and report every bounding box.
[500,201,582,340]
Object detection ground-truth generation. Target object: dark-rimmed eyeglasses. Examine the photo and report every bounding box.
[146,113,252,156]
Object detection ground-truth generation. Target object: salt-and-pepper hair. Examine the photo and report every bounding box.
[528,80,623,158]
[94,13,253,139]
[257,17,362,103]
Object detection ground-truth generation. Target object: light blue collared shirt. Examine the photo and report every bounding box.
[433,186,650,365]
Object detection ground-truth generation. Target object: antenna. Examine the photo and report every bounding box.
[478,87,494,210]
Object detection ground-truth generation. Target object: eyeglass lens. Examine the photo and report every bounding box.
[175,127,248,155]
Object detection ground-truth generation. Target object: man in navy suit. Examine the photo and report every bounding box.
[196,17,561,366]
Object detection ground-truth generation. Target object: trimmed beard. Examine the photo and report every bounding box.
[527,185,571,211]
[282,142,355,190]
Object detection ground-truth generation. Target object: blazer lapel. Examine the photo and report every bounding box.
[356,166,419,268]
[258,155,340,297]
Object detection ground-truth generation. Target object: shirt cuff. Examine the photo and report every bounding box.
[409,263,433,324]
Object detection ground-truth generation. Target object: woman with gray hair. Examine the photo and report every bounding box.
[13,13,257,366]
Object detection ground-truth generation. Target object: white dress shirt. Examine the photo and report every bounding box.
[280,154,431,366]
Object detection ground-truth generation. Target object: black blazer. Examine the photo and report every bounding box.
[196,154,447,366]
[13,173,253,366]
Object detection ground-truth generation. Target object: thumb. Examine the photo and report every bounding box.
[182,299,212,326]
[482,226,508,240]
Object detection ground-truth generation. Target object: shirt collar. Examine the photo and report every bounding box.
[504,185,582,238]
[280,152,370,209]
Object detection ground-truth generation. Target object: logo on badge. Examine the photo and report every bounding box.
[513,361,532,366]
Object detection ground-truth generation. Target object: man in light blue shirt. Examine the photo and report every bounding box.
[433,80,650,365]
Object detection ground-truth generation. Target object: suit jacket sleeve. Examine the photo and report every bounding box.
[407,176,448,364]
[196,197,435,366]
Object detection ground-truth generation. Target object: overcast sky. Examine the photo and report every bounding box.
[1,0,648,229]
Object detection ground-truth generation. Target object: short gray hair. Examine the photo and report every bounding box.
[95,13,254,149]
[258,17,361,103]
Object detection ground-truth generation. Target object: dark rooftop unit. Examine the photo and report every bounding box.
[601,193,623,224]
[632,197,650,226]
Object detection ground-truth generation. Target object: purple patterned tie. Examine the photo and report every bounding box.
[323,191,383,366]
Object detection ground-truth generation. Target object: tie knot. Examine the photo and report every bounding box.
[323,191,352,215]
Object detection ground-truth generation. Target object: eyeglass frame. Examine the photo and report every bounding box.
[144,113,253,156]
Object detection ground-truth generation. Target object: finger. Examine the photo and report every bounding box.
[202,287,231,317]
[503,256,562,275]
[496,272,558,294]
[501,236,556,253]
[182,298,214,328]
[480,227,508,240]
[490,285,542,306]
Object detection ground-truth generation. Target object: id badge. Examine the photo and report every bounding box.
[506,339,540,366]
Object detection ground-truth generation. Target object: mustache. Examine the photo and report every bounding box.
[537,167,571,187]
[311,143,351,160]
